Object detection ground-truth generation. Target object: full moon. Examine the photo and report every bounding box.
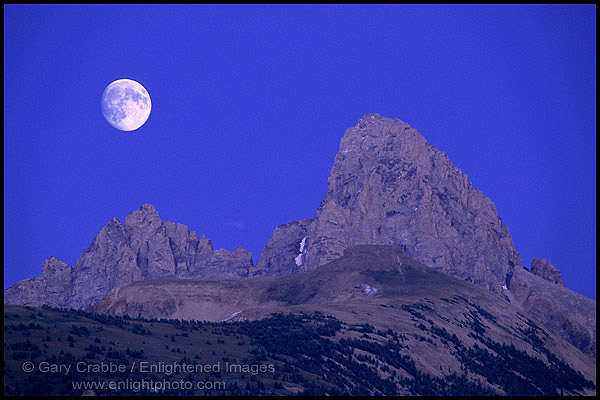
[101,79,151,131]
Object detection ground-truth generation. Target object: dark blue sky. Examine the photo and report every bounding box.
[4,5,596,299]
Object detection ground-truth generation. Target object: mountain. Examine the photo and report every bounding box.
[4,114,595,357]
[4,204,253,309]
[252,114,595,356]
[5,246,595,396]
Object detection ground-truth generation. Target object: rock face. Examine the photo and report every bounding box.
[251,219,312,277]
[530,258,565,286]
[255,114,595,356]
[4,204,253,309]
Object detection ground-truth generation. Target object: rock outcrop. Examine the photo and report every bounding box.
[3,257,74,308]
[255,114,595,356]
[4,204,253,309]
[530,258,565,286]
[251,219,312,277]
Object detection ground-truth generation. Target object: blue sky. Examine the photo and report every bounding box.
[4,5,596,299]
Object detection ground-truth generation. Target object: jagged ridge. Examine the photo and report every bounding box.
[4,204,252,309]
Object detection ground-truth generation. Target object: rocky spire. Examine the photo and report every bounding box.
[310,114,524,294]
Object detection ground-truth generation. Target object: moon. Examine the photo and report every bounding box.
[101,79,151,131]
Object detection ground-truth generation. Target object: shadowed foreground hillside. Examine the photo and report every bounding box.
[3,306,596,396]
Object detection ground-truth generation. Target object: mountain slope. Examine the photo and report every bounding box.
[7,302,596,396]
[88,245,595,395]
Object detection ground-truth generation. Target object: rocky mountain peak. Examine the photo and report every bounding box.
[3,256,74,308]
[301,114,523,295]
[255,114,522,293]
[530,258,565,286]
[124,203,161,227]
[198,234,213,252]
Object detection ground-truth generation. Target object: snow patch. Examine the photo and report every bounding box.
[220,311,241,322]
[501,284,508,290]
[294,237,307,266]
[361,284,379,297]
[299,237,306,253]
